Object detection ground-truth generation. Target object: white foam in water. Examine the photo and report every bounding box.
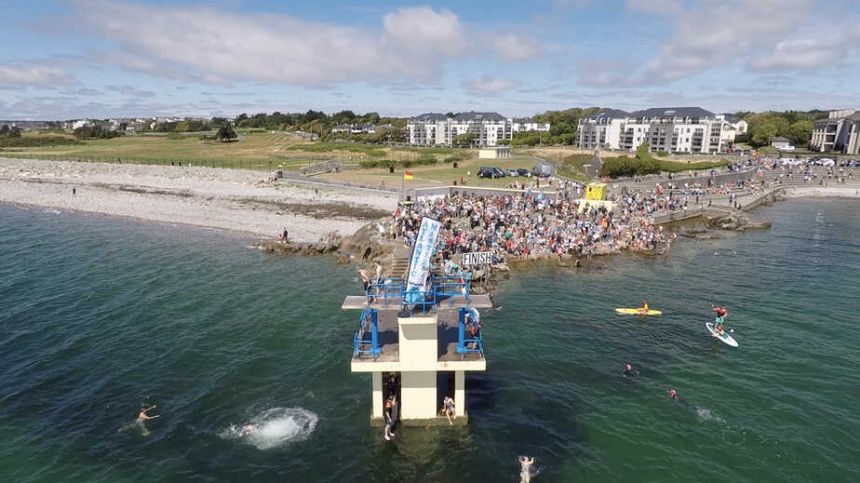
[696,407,724,423]
[220,407,318,450]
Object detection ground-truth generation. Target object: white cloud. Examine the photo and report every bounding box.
[626,0,682,16]
[461,76,519,95]
[645,1,812,81]
[104,84,155,97]
[71,1,537,86]
[0,62,69,87]
[494,34,542,60]
[381,7,466,57]
[750,40,841,71]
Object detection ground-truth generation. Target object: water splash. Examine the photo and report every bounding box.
[220,407,318,450]
[696,407,724,423]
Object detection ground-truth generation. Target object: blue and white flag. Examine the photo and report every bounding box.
[404,217,441,305]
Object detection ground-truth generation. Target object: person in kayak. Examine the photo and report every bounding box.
[637,300,649,314]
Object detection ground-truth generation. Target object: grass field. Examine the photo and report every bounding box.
[318,156,544,188]
[0,133,478,170]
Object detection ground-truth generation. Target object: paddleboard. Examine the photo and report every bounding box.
[615,308,662,316]
[706,322,738,347]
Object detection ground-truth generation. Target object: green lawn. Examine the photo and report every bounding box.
[0,132,336,170]
[320,156,542,188]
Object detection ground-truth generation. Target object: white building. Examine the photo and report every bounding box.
[408,112,549,147]
[512,117,550,133]
[478,146,512,159]
[845,112,860,155]
[770,136,793,150]
[332,123,377,135]
[575,109,629,150]
[576,107,746,154]
[809,109,857,153]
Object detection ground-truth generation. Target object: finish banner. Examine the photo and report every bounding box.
[404,217,441,305]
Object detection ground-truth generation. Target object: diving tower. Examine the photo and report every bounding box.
[343,276,491,425]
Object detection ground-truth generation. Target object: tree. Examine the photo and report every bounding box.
[215,124,238,142]
[0,124,9,136]
[787,120,813,147]
[453,132,475,146]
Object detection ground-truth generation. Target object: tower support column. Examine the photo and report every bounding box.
[454,370,465,417]
[372,372,383,418]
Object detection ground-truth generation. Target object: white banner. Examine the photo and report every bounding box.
[460,251,494,267]
[404,217,441,305]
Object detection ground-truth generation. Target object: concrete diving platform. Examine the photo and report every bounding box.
[341,294,493,310]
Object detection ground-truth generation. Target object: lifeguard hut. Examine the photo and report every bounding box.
[342,219,492,425]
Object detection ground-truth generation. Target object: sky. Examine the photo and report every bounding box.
[0,0,859,119]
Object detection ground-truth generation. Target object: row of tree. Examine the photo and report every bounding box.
[0,124,22,138]
[738,111,826,148]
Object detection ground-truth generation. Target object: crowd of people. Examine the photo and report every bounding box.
[390,184,670,265]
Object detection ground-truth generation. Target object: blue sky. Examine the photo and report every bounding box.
[1,0,859,119]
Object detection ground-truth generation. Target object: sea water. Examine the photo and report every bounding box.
[0,199,857,482]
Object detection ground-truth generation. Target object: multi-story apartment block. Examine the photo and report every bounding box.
[408,112,548,147]
[576,107,746,154]
[845,113,860,155]
[575,109,629,150]
[809,109,857,153]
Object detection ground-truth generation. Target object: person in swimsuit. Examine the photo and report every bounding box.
[136,405,159,436]
[357,268,372,302]
[638,300,649,313]
[623,363,635,377]
[668,387,678,400]
[519,456,535,483]
[442,396,456,425]
[241,421,256,436]
[383,395,395,441]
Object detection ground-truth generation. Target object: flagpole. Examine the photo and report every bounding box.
[401,169,404,202]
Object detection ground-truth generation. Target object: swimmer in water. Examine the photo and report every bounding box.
[136,405,159,436]
[623,362,636,377]
[242,421,256,436]
[518,455,535,483]
[668,387,678,400]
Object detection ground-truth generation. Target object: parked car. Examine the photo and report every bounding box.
[516,168,531,177]
[478,167,506,179]
[531,162,553,178]
[506,169,519,177]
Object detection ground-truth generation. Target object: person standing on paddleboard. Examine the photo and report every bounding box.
[712,305,728,335]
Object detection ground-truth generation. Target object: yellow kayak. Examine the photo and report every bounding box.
[615,308,662,316]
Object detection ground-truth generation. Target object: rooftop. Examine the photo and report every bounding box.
[582,108,630,120]
[631,107,715,119]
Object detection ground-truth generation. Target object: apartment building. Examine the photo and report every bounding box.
[809,109,857,153]
[576,107,746,154]
[575,109,629,150]
[408,112,548,146]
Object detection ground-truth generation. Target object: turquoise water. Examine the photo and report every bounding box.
[0,200,858,482]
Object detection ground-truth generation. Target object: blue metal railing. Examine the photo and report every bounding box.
[431,274,471,306]
[364,276,470,310]
[456,307,484,358]
[352,308,380,358]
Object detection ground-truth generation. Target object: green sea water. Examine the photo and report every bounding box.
[0,199,858,482]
